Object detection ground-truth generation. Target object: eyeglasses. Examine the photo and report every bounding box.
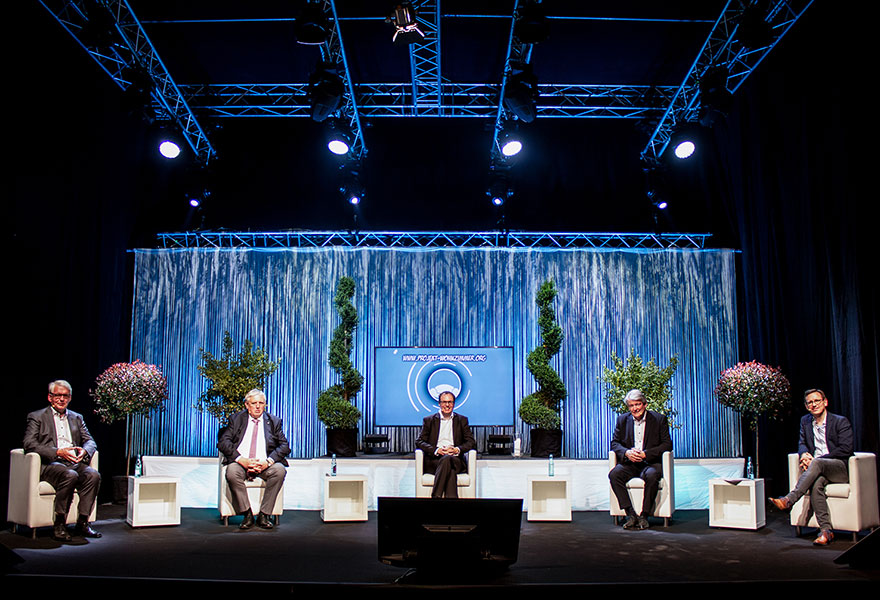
[50,393,71,400]
[805,399,825,407]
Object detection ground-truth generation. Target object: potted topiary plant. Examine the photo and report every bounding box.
[518,279,567,457]
[91,360,168,474]
[714,360,791,476]
[600,349,680,426]
[317,276,363,457]
[197,331,280,427]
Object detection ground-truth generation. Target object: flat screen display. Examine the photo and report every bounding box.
[374,346,514,426]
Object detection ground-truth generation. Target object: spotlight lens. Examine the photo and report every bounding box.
[492,196,504,206]
[657,201,668,210]
[159,140,181,159]
[501,140,522,156]
[328,139,349,155]
[349,195,360,205]
[189,198,200,207]
[674,140,695,159]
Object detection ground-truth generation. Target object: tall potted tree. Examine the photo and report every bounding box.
[518,279,567,457]
[197,331,280,426]
[317,276,363,457]
[600,349,680,425]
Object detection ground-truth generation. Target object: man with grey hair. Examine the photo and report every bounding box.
[218,389,289,530]
[609,389,672,530]
[24,380,102,542]
[769,389,852,545]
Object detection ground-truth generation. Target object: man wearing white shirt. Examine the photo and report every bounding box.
[609,389,673,530]
[24,380,101,542]
[416,391,475,498]
[218,389,289,530]
[770,389,853,545]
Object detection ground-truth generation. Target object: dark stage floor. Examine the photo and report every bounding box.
[2,504,877,592]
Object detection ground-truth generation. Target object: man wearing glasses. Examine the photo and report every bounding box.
[770,389,852,545]
[24,380,101,542]
[416,391,475,498]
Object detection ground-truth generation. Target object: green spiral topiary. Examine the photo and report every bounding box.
[518,280,567,430]
[317,277,363,429]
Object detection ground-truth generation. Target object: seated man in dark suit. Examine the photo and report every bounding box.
[24,379,102,542]
[770,389,853,546]
[609,389,672,530]
[218,389,289,530]
[416,391,475,498]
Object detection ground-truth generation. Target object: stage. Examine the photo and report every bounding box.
[2,504,876,592]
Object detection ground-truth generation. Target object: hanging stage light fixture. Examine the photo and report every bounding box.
[308,62,345,123]
[294,1,330,46]
[386,2,425,45]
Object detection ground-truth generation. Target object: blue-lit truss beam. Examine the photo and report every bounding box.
[408,1,442,117]
[641,0,813,161]
[178,83,678,119]
[155,231,711,250]
[39,0,216,164]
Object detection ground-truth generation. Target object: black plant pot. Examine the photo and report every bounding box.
[530,428,562,458]
[326,428,358,457]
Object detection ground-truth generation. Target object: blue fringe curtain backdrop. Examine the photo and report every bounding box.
[129,247,740,459]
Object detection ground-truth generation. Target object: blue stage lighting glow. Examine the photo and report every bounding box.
[674,140,695,159]
[501,140,522,157]
[349,195,360,205]
[328,139,349,155]
[492,196,504,206]
[189,198,200,207]
[159,140,181,159]
[657,201,668,210]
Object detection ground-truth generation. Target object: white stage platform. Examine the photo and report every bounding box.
[143,455,744,512]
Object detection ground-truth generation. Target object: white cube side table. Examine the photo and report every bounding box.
[708,477,765,530]
[321,474,368,522]
[127,476,181,527]
[527,475,571,521]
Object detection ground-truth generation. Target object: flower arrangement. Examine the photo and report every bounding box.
[714,360,790,431]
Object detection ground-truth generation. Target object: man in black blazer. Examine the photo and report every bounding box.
[218,389,289,530]
[416,391,475,498]
[770,389,853,545]
[23,379,102,542]
[609,389,673,530]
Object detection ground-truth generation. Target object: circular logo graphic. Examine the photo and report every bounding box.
[407,361,473,413]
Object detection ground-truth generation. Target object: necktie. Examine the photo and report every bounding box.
[248,419,259,459]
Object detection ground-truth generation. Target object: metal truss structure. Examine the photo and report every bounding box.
[41,1,812,166]
[156,231,711,250]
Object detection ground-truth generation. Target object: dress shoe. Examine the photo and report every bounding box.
[74,517,102,538]
[813,530,834,546]
[52,522,73,542]
[239,509,255,530]
[622,515,639,530]
[637,515,650,530]
[256,512,274,530]
[769,496,791,511]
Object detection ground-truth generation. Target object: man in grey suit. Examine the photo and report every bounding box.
[770,389,853,545]
[416,391,475,498]
[609,389,673,530]
[218,389,289,530]
[24,379,101,542]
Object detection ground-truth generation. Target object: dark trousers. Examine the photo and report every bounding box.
[225,462,286,514]
[425,454,467,498]
[41,460,100,519]
[609,461,662,515]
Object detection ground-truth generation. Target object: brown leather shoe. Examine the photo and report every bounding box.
[813,530,834,546]
[769,496,791,511]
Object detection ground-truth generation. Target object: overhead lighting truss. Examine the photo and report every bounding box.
[407,1,443,116]
[155,231,711,250]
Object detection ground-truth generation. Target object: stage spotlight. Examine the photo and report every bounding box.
[503,63,538,123]
[189,197,201,207]
[386,2,425,45]
[308,62,345,123]
[159,139,181,159]
[487,167,512,206]
[501,137,522,157]
[514,1,549,45]
[340,163,365,205]
[295,1,330,45]
[674,141,695,159]
[326,119,352,155]
[668,123,704,160]
[699,66,732,127]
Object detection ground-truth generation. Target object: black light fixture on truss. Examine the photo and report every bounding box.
[668,122,706,161]
[503,62,539,124]
[308,61,345,123]
[487,165,513,207]
[294,0,331,46]
[386,2,425,45]
[642,159,669,211]
[339,162,365,205]
[325,118,353,156]
[698,66,733,128]
[513,0,550,45]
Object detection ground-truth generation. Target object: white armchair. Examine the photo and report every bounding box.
[414,449,477,498]
[609,450,674,526]
[7,449,99,537]
[217,456,284,525]
[787,452,879,540]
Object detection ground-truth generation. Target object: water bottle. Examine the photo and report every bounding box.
[331,453,337,477]
[134,455,142,478]
[513,433,522,458]
[745,456,754,479]
[548,454,555,477]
